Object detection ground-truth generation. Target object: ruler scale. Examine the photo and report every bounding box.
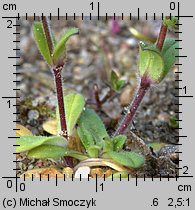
[0,0,194,209]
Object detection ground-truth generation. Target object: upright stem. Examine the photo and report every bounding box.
[113,76,150,136]
[41,16,53,54]
[113,21,168,136]
[156,22,168,50]
[53,67,67,137]
[41,16,67,137]
[41,16,71,166]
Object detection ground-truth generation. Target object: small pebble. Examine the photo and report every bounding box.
[28,110,39,120]
[75,166,90,178]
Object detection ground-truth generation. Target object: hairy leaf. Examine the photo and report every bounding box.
[161,38,179,73]
[138,42,165,84]
[87,145,100,158]
[16,124,33,137]
[52,28,79,64]
[103,138,113,153]
[16,136,67,153]
[64,93,85,136]
[28,145,88,160]
[109,151,145,168]
[78,108,109,147]
[33,22,52,65]
[77,126,94,150]
[112,135,127,152]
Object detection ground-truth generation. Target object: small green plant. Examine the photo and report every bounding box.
[113,17,179,136]
[17,16,178,176]
[17,16,145,174]
[17,104,144,170]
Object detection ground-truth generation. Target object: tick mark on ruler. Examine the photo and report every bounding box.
[175,135,187,138]
[8,56,20,59]
[136,174,138,186]
[2,96,20,99]
[175,95,193,98]
[8,137,20,139]
[175,55,187,58]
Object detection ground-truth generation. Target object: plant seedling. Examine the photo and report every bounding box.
[17,17,178,176]
[113,17,179,136]
[17,105,144,171]
[33,16,79,138]
[17,17,145,174]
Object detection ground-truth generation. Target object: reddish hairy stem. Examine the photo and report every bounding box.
[113,77,150,136]
[156,23,168,51]
[54,67,73,167]
[41,16,53,55]
[113,21,168,136]
[41,17,67,137]
[41,16,72,167]
[53,67,67,138]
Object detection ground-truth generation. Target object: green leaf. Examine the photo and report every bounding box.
[110,70,125,92]
[161,38,179,73]
[64,93,85,136]
[138,42,164,84]
[112,135,127,152]
[116,80,125,91]
[109,151,145,168]
[16,136,67,153]
[78,108,109,147]
[86,145,100,158]
[33,22,52,65]
[28,145,88,160]
[103,137,113,153]
[77,126,94,150]
[140,41,161,54]
[111,70,118,85]
[52,28,79,64]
